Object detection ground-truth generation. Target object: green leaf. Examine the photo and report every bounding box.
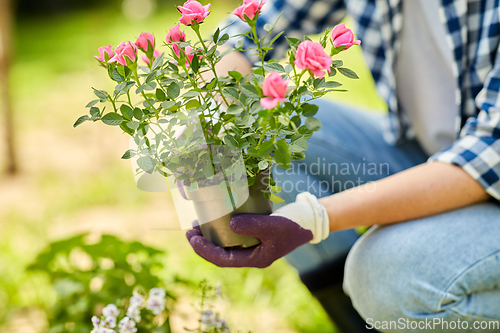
[257,140,275,157]
[228,71,243,82]
[332,60,343,67]
[191,55,200,73]
[290,139,308,152]
[202,162,214,179]
[156,88,167,102]
[271,185,282,193]
[101,112,124,126]
[89,107,100,118]
[223,87,240,101]
[224,134,238,147]
[278,115,290,126]
[120,104,133,120]
[258,160,269,170]
[186,99,200,109]
[285,37,301,49]
[112,68,125,82]
[324,81,342,88]
[207,45,217,57]
[137,156,155,174]
[217,33,229,46]
[264,62,285,72]
[127,121,140,130]
[181,91,200,99]
[241,84,259,99]
[212,28,220,44]
[151,52,164,70]
[167,83,180,99]
[305,117,322,131]
[161,101,176,110]
[93,89,108,100]
[275,139,291,169]
[338,67,359,79]
[86,100,99,108]
[121,149,136,159]
[291,152,306,160]
[133,108,143,120]
[73,115,89,128]
[120,122,134,135]
[329,67,337,77]
[270,192,285,204]
[302,104,319,117]
[226,104,243,115]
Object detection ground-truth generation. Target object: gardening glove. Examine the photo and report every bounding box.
[187,192,330,268]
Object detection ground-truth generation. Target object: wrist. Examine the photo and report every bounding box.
[318,192,346,233]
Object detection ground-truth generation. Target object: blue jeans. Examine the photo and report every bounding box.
[273,99,500,332]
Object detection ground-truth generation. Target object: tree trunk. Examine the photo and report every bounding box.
[0,0,17,174]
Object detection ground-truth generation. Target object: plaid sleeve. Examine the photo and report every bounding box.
[428,60,500,201]
[221,0,346,64]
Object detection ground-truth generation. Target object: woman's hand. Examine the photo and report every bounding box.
[187,192,329,268]
[187,215,313,268]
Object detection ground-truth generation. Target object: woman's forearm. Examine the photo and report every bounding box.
[319,161,491,232]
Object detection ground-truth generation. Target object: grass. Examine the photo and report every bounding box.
[0,2,385,332]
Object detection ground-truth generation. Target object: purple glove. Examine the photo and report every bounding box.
[186,214,313,268]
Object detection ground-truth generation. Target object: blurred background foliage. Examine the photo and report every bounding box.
[0,0,386,332]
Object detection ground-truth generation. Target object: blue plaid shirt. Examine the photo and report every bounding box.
[224,0,500,200]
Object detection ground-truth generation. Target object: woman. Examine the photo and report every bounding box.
[187,0,500,332]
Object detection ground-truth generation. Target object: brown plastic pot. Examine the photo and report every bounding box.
[184,171,272,249]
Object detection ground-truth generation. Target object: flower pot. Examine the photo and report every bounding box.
[184,171,272,249]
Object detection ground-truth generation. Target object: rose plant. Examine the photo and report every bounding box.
[75,0,359,234]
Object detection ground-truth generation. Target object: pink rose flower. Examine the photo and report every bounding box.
[94,45,114,63]
[166,24,187,57]
[294,40,332,79]
[177,0,211,26]
[108,42,138,66]
[135,32,155,53]
[260,72,288,109]
[141,50,163,66]
[232,0,266,21]
[331,23,361,50]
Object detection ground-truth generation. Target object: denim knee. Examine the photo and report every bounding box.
[343,220,500,332]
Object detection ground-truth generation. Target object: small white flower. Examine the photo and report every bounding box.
[200,310,215,325]
[90,315,117,333]
[200,310,230,332]
[102,304,120,318]
[102,316,117,329]
[130,291,144,307]
[92,316,100,328]
[126,304,141,323]
[146,288,166,315]
[148,288,166,298]
[118,317,138,333]
[146,296,165,315]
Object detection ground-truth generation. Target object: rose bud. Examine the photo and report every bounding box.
[294,40,332,79]
[331,24,361,50]
[166,24,187,57]
[177,0,211,26]
[260,72,288,109]
[135,33,156,53]
[95,45,114,63]
[108,42,138,66]
[232,0,266,22]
